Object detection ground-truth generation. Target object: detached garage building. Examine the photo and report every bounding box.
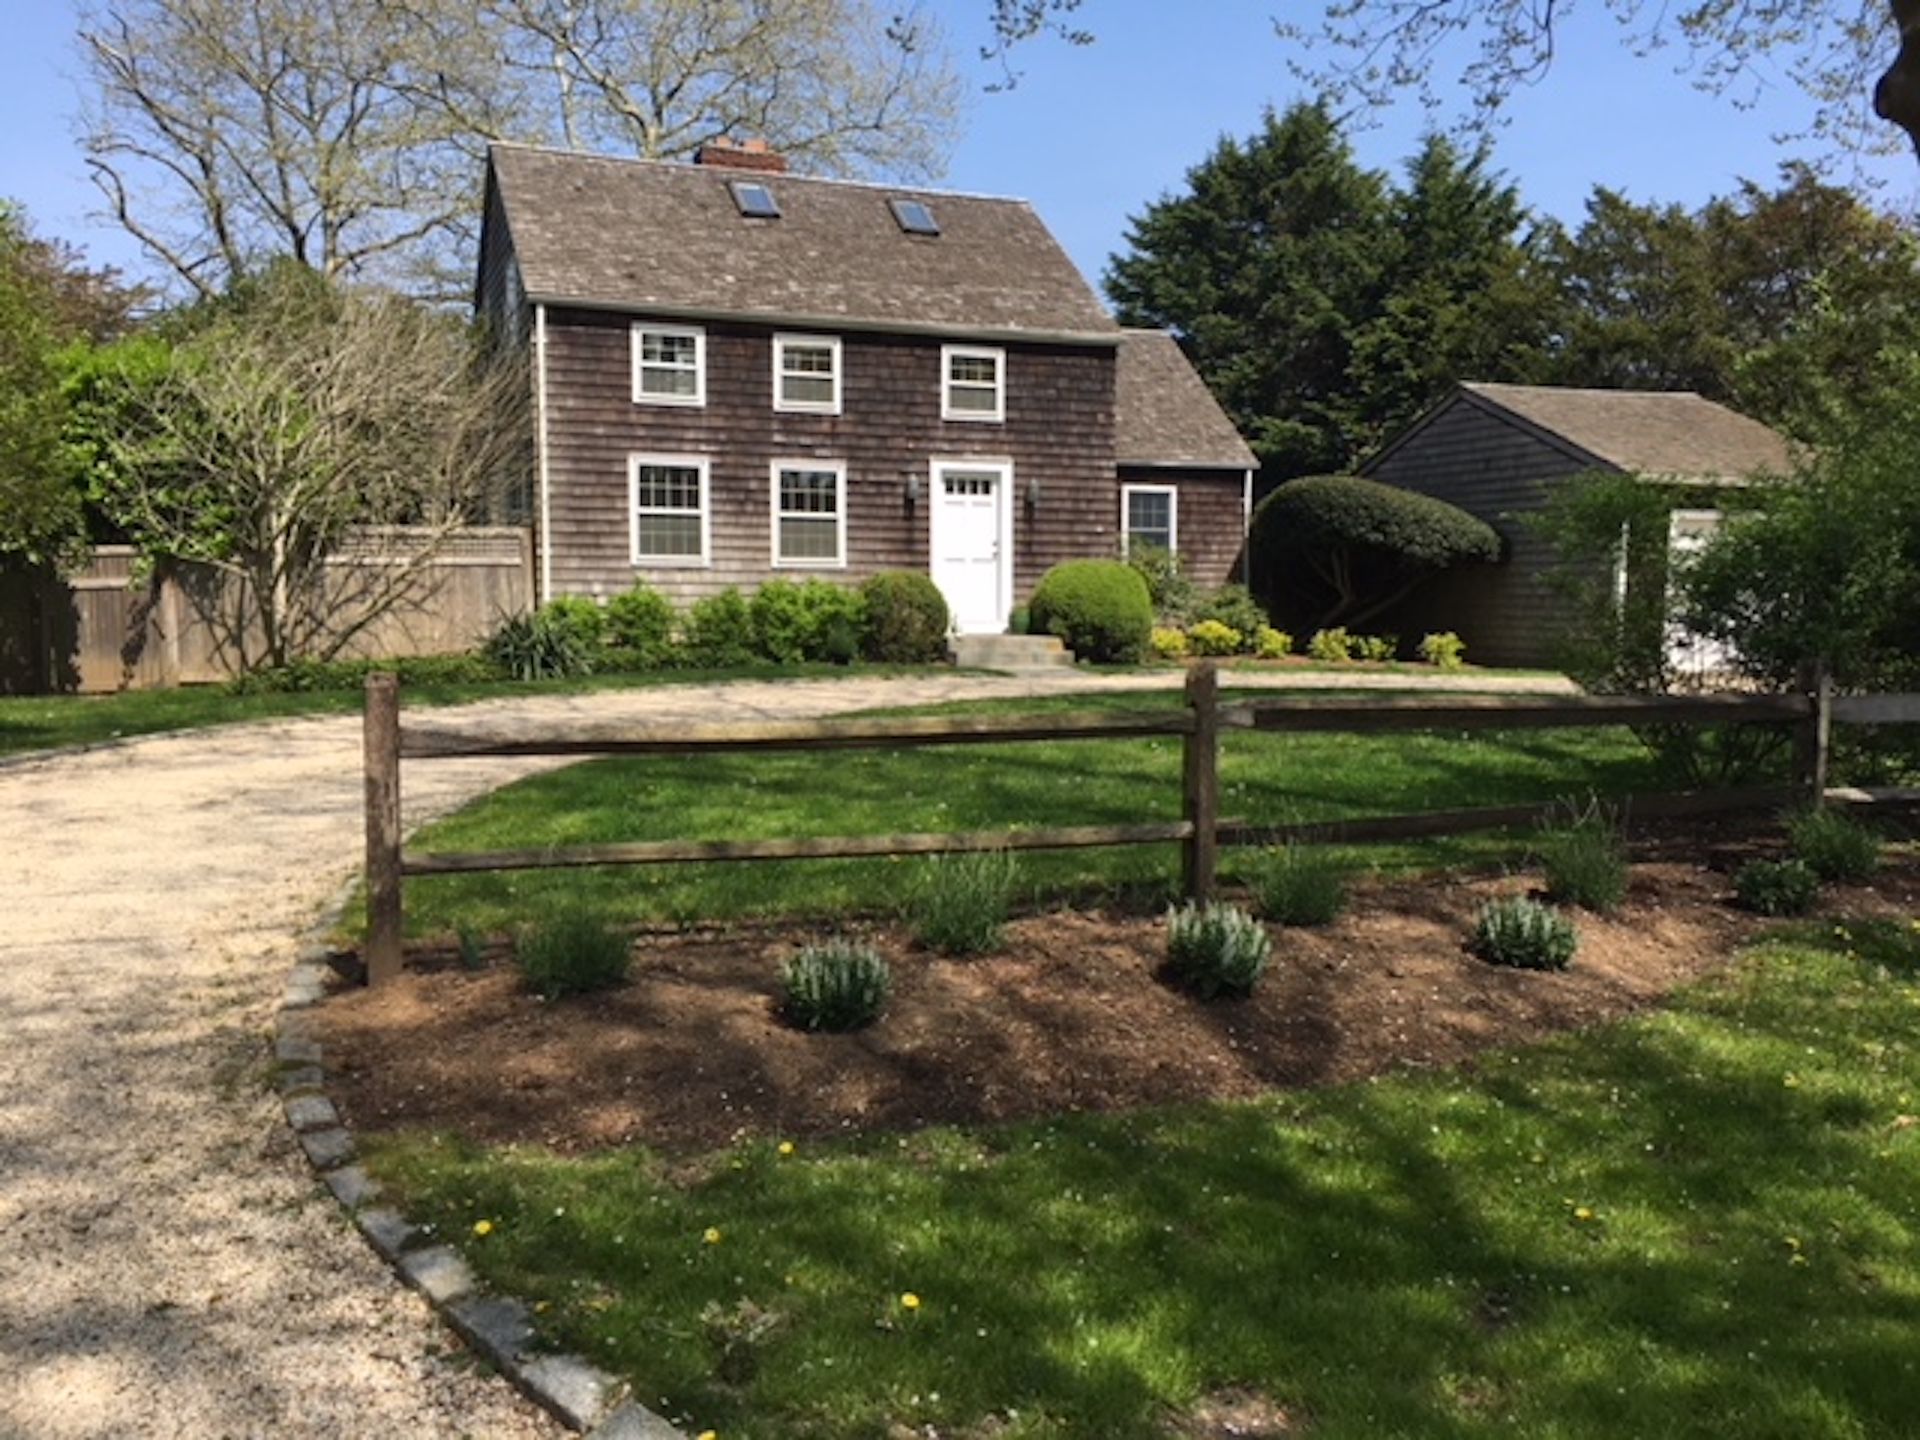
[1361,383,1799,669]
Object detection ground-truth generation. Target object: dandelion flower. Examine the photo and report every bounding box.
[901,1292,921,1311]
[1573,1207,1594,1222]
[697,1431,718,1440]
[472,1219,494,1237]
[777,1141,795,1156]
[703,1227,723,1245]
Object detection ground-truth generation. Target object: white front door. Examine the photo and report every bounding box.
[930,461,1012,634]
[1665,508,1733,677]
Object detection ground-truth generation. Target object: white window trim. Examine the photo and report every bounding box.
[631,322,706,407]
[941,344,1005,423]
[771,333,843,415]
[628,453,712,568]
[769,458,849,569]
[1120,482,1178,555]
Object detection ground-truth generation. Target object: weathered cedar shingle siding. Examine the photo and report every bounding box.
[1363,401,1590,668]
[542,309,1116,604]
[1118,466,1246,588]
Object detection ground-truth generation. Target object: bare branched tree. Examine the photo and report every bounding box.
[89,271,528,669]
[77,0,964,299]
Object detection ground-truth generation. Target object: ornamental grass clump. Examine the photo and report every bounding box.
[517,911,631,999]
[1734,858,1820,916]
[912,849,1018,956]
[1165,901,1272,998]
[1252,843,1349,927]
[780,941,891,1031]
[1785,807,1881,884]
[1536,801,1628,914]
[1472,896,1578,970]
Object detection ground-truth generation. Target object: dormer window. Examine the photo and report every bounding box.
[889,198,940,235]
[773,333,842,414]
[941,345,1004,422]
[632,323,705,406]
[729,180,781,218]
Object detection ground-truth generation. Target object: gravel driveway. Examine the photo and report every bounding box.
[0,666,1570,1437]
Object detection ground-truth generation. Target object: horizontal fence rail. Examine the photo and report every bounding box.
[359,664,1898,987]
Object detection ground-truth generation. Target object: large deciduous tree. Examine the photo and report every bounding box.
[77,0,962,299]
[76,267,527,669]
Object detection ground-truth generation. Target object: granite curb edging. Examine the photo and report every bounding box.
[275,881,685,1439]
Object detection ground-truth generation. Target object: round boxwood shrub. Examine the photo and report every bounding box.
[1028,559,1153,663]
[860,571,949,662]
[1250,475,1500,631]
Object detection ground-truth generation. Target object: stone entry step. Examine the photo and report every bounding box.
[949,633,1076,672]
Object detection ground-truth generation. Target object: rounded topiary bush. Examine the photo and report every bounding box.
[1028,559,1153,663]
[860,571,949,662]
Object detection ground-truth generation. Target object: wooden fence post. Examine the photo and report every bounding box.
[364,671,403,987]
[1182,661,1220,901]
[1793,658,1832,808]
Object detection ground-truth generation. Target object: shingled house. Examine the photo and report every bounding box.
[476,141,1256,635]
[1362,383,1798,669]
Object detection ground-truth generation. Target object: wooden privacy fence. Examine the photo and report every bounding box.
[355,665,1910,987]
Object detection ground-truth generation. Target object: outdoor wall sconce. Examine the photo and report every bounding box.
[1026,476,1042,509]
[904,470,922,507]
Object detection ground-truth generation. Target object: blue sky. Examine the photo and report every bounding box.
[6,0,1915,294]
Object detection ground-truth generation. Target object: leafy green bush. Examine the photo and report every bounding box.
[1127,538,1195,621]
[1253,626,1293,659]
[748,579,866,664]
[681,588,756,668]
[780,941,892,1031]
[1165,902,1272,998]
[1472,896,1578,970]
[1308,627,1354,662]
[1249,475,1501,632]
[1785,807,1881,884]
[1007,606,1032,636]
[1734,858,1820,916]
[542,595,607,651]
[1418,631,1467,669]
[860,571,949,662]
[603,582,677,668]
[1252,844,1349,926]
[1150,625,1190,660]
[912,849,1018,956]
[749,580,812,663]
[517,912,631,999]
[1193,583,1266,640]
[1185,619,1242,656]
[1030,559,1154,663]
[485,607,595,680]
[1354,634,1398,662]
[1536,802,1628,913]
[224,652,504,694]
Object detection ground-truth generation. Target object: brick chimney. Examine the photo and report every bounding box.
[692,137,790,174]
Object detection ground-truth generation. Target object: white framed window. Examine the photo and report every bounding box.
[631,323,705,406]
[629,455,710,566]
[770,460,847,567]
[1121,483,1178,555]
[941,344,1005,422]
[772,334,842,414]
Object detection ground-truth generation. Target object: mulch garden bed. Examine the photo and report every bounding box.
[314,822,1920,1156]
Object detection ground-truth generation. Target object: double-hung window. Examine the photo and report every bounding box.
[941,344,1004,422]
[773,334,842,414]
[630,455,710,565]
[632,323,705,405]
[1121,483,1177,556]
[771,461,846,567]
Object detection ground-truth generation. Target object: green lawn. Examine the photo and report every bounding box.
[393,690,1681,939]
[0,663,946,758]
[363,920,1920,1439]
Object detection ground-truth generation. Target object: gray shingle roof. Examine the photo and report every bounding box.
[486,143,1118,342]
[1115,330,1257,469]
[1460,383,1799,482]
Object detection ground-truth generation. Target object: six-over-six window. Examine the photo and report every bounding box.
[771,462,846,567]
[630,456,709,565]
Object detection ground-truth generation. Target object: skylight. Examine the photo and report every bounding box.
[729,180,781,218]
[889,197,940,236]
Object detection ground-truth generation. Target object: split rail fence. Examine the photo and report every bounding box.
[362,665,1907,986]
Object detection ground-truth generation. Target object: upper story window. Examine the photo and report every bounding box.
[773,334,842,414]
[632,323,705,406]
[1122,483,1177,555]
[942,344,1004,422]
[629,455,710,566]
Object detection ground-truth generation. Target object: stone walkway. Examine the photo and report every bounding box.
[0,665,1571,1437]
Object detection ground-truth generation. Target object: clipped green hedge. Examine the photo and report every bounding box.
[1029,559,1153,663]
[860,571,950,662]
